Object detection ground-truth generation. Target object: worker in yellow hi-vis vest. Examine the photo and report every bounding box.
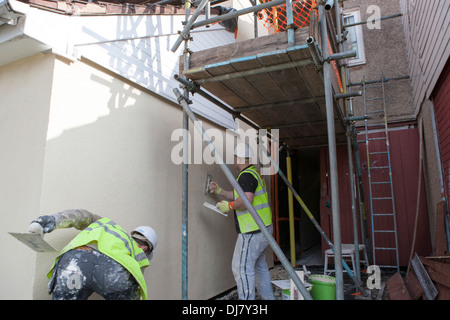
[209,143,274,300]
[28,209,157,300]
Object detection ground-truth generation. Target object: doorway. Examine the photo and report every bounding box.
[272,147,322,266]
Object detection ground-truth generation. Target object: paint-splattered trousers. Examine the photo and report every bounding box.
[49,248,140,300]
[231,225,275,300]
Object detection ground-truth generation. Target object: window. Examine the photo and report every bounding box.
[343,10,366,66]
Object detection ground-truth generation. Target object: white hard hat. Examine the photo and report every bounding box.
[131,226,157,260]
[234,142,254,159]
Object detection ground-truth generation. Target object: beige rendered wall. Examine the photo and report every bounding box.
[29,55,262,300]
[0,53,54,299]
[344,0,415,125]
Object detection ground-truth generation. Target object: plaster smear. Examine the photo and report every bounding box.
[59,258,86,290]
[310,275,335,284]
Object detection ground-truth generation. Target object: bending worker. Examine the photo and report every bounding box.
[29,209,157,300]
[209,143,275,300]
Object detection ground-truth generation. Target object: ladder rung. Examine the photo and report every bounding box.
[376,265,400,270]
[365,122,387,128]
[371,181,391,185]
[374,230,395,233]
[369,151,388,155]
[372,197,393,200]
[374,247,397,251]
[368,137,386,141]
[371,166,389,170]
[373,213,395,216]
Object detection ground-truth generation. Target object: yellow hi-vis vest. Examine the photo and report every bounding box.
[234,166,272,234]
[47,218,150,300]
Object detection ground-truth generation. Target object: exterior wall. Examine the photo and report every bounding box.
[432,61,450,208]
[344,0,415,124]
[399,0,450,115]
[0,2,277,300]
[419,99,445,253]
[398,0,450,253]
[320,126,432,267]
[419,60,450,253]
[1,52,271,299]
[357,126,432,266]
[32,56,248,300]
[330,0,442,261]
[0,53,54,299]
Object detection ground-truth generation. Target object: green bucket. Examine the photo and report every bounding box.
[309,275,336,300]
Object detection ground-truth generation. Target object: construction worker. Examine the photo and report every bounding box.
[209,143,275,300]
[28,209,157,300]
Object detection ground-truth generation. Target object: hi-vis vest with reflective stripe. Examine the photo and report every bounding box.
[47,218,150,300]
[234,166,272,234]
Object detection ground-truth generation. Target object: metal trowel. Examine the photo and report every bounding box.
[9,232,57,252]
[204,173,212,195]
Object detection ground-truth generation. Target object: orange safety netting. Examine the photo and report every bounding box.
[257,0,318,33]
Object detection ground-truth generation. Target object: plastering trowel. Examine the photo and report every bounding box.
[204,173,212,195]
[203,202,228,217]
[9,232,57,252]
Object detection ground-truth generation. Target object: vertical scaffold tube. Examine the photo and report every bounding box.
[286,0,294,47]
[319,2,344,300]
[182,112,189,300]
[335,0,361,282]
[181,0,192,301]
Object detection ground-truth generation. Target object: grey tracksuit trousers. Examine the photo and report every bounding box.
[231,224,275,300]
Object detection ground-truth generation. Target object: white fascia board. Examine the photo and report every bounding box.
[1,0,83,61]
[4,0,29,14]
[0,1,50,66]
[0,0,71,66]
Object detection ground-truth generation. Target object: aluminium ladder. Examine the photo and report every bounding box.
[362,76,400,272]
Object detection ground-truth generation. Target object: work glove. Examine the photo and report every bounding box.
[209,181,222,195]
[216,201,235,213]
[29,215,56,235]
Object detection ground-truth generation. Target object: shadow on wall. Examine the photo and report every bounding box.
[31,72,239,299]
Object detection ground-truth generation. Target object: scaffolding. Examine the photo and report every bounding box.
[171,0,378,300]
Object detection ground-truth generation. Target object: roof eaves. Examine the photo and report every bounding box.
[20,0,219,16]
[0,0,26,26]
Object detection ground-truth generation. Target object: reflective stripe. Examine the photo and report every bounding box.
[86,220,133,256]
[250,169,264,186]
[126,233,136,259]
[134,252,148,263]
[254,188,267,197]
[236,202,271,216]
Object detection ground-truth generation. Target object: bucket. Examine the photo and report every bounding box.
[309,275,336,300]
[281,289,290,300]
